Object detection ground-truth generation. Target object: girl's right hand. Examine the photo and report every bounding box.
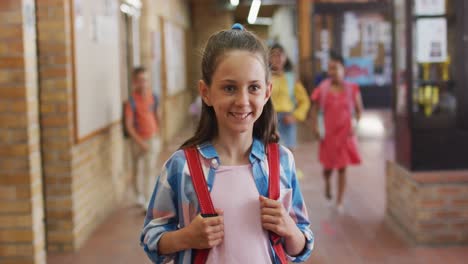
[184,209,224,249]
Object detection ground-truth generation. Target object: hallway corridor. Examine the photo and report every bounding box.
[48,111,468,264]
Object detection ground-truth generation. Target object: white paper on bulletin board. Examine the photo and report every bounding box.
[416,18,447,63]
[415,0,445,16]
[73,0,121,140]
[163,21,187,95]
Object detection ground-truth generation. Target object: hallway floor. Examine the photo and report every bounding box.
[48,111,468,264]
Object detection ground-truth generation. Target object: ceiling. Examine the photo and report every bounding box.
[229,0,296,24]
[189,0,296,24]
[234,4,280,22]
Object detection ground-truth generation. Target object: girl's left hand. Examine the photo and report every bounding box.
[259,196,297,238]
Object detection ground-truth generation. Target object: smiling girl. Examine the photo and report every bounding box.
[140,24,314,264]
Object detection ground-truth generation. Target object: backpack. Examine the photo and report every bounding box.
[122,93,159,138]
[183,143,288,264]
[285,71,297,108]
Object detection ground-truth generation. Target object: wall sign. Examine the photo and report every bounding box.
[415,0,445,16]
[416,18,447,63]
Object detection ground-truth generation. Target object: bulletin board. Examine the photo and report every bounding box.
[72,0,121,142]
[163,20,187,96]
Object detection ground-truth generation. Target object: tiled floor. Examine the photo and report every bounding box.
[48,111,468,264]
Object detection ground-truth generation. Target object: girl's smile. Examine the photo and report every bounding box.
[229,112,252,121]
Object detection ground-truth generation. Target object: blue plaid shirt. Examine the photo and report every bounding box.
[140,138,314,263]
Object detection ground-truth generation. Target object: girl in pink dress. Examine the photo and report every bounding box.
[310,52,363,212]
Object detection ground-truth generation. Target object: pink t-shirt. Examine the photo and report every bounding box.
[206,165,273,264]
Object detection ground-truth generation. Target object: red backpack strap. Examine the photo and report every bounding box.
[183,147,217,264]
[267,143,288,264]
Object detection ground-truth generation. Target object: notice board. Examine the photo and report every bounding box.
[73,0,121,141]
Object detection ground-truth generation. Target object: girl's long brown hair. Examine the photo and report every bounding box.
[181,26,279,149]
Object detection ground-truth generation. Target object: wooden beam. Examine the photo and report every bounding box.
[297,0,313,91]
[314,1,390,14]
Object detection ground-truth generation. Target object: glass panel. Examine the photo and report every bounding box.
[411,0,457,128]
[313,11,393,88]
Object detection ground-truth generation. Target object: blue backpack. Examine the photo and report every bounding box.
[285,71,297,107]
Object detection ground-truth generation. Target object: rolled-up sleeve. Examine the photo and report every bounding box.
[289,169,314,261]
[140,153,183,264]
[282,147,314,262]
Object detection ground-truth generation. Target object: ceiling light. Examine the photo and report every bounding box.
[230,0,239,6]
[247,0,261,24]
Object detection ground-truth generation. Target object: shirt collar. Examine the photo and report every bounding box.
[250,138,266,162]
[197,138,266,163]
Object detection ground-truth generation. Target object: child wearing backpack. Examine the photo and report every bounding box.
[310,52,363,213]
[269,43,310,153]
[125,67,161,210]
[140,24,313,264]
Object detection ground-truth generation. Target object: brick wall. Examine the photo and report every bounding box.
[386,162,421,241]
[0,0,46,263]
[2,0,206,258]
[36,0,74,253]
[36,0,128,253]
[34,0,196,254]
[387,161,468,244]
[71,124,126,249]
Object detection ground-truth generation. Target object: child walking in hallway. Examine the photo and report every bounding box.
[269,44,310,152]
[125,67,161,211]
[311,52,363,212]
[140,24,313,264]
[269,43,310,180]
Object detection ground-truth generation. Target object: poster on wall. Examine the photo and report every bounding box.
[345,57,375,86]
[416,18,447,63]
[318,29,329,72]
[74,0,121,141]
[342,12,359,58]
[361,19,379,59]
[74,0,84,30]
[415,0,445,16]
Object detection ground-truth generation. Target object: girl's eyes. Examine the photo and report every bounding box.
[222,84,261,93]
[248,85,261,92]
[223,85,236,93]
